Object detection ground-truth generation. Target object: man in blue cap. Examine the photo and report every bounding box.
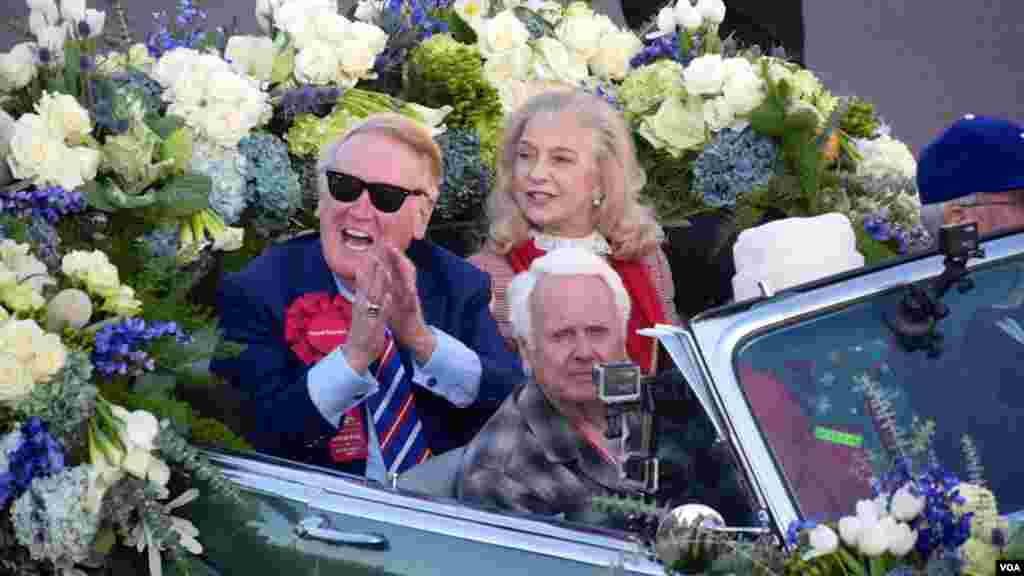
[897,114,1024,515]
[917,114,1024,238]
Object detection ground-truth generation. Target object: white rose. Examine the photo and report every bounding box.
[346,21,389,58]
[121,447,153,479]
[101,284,142,317]
[563,1,592,18]
[29,332,66,383]
[7,114,62,185]
[721,58,765,116]
[590,30,643,80]
[1,283,45,312]
[60,0,86,24]
[337,39,377,81]
[483,44,533,85]
[0,318,45,365]
[44,141,90,191]
[890,483,926,521]
[0,352,33,405]
[557,14,605,62]
[225,35,277,82]
[479,10,531,58]
[674,0,703,31]
[36,91,92,141]
[703,96,735,132]
[695,0,726,25]
[275,2,317,44]
[683,54,725,95]
[295,42,339,85]
[124,409,160,451]
[74,145,101,182]
[855,498,882,524]
[147,456,171,487]
[0,43,39,92]
[312,11,351,47]
[652,7,677,37]
[532,37,588,84]
[887,521,917,556]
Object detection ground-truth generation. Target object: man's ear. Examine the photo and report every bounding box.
[412,191,436,240]
[944,202,966,226]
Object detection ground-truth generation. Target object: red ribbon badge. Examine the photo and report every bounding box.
[284,292,369,463]
[284,292,353,365]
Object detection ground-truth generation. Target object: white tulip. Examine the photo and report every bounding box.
[803,524,839,560]
[696,0,726,25]
[27,0,60,26]
[887,521,917,556]
[837,516,862,547]
[147,456,171,487]
[124,409,160,451]
[674,0,703,31]
[61,0,87,23]
[890,483,926,521]
[855,498,882,524]
[646,6,676,39]
[857,517,891,557]
[255,0,274,33]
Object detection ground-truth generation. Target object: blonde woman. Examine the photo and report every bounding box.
[469,90,680,374]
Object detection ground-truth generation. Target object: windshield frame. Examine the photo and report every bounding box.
[686,230,1024,538]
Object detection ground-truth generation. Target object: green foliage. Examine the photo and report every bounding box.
[0,214,31,243]
[840,97,881,139]
[855,224,899,266]
[402,34,503,149]
[80,177,157,212]
[148,173,213,219]
[190,417,251,452]
[99,376,195,437]
[635,137,706,224]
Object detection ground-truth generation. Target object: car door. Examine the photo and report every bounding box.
[187,449,665,576]
[686,228,1024,535]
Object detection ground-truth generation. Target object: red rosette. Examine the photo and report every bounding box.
[284,292,353,365]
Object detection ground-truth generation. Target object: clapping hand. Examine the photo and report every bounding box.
[380,244,436,364]
[343,254,393,375]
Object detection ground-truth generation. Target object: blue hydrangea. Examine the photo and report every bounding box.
[434,129,493,222]
[191,146,248,225]
[693,127,780,208]
[139,223,181,261]
[11,464,100,566]
[239,133,302,232]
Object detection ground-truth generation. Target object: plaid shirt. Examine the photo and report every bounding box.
[457,380,624,524]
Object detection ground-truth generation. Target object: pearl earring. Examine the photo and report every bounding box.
[593,193,603,207]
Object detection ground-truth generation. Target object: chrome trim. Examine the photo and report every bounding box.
[200,449,664,574]
[687,232,1024,537]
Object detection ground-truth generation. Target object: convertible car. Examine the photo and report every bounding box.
[185,227,1024,575]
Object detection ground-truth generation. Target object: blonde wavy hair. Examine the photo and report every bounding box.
[485,90,663,260]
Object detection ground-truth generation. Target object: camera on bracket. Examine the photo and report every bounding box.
[593,361,658,494]
[939,221,984,264]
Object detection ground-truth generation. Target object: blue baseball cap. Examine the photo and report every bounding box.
[916,114,1024,205]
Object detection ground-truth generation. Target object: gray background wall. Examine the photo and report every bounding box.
[2,0,1020,155]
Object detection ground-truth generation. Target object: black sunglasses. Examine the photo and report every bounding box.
[325,170,427,214]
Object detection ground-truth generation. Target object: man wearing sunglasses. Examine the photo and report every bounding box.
[212,113,523,481]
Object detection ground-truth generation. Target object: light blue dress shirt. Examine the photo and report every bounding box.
[306,276,483,482]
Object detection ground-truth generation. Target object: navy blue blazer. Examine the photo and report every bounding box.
[210,234,524,475]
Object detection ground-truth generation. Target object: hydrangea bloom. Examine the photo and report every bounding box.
[693,126,779,208]
[12,464,101,566]
[239,133,302,232]
[435,129,493,222]
[190,145,249,225]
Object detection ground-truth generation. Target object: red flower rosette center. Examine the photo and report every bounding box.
[284,292,353,365]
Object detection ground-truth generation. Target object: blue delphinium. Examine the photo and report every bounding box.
[630,30,704,69]
[864,211,932,255]
[435,129,493,222]
[239,133,302,232]
[146,0,209,58]
[693,127,780,208]
[0,186,85,225]
[374,0,450,76]
[92,318,191,377]
[0,418,65,507]
[785,519,818,547]
[278,85,343,123]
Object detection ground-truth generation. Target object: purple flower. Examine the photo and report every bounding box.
[785,519,818,547]
[0,186,86,224]
[0,418,65,507]
[92,318,191,377]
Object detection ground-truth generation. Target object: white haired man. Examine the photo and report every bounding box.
[457,246,634,521]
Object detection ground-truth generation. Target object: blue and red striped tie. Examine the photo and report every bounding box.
[365,335,431,475]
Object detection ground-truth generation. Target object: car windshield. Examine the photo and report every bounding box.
[733,252,1024,522]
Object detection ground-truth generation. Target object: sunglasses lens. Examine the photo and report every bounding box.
[367,185,407,213]
[328,172,363,203]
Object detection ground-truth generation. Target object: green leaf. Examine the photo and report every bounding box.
[80,178,157,211]
[837,547,867,576]
[79,180,119,212]
[445,11,479,44]
[46,75,68,95]
[146,114,186,139]
[133,372,178,401]
[63,41,83,99]
[151,173,212,217]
